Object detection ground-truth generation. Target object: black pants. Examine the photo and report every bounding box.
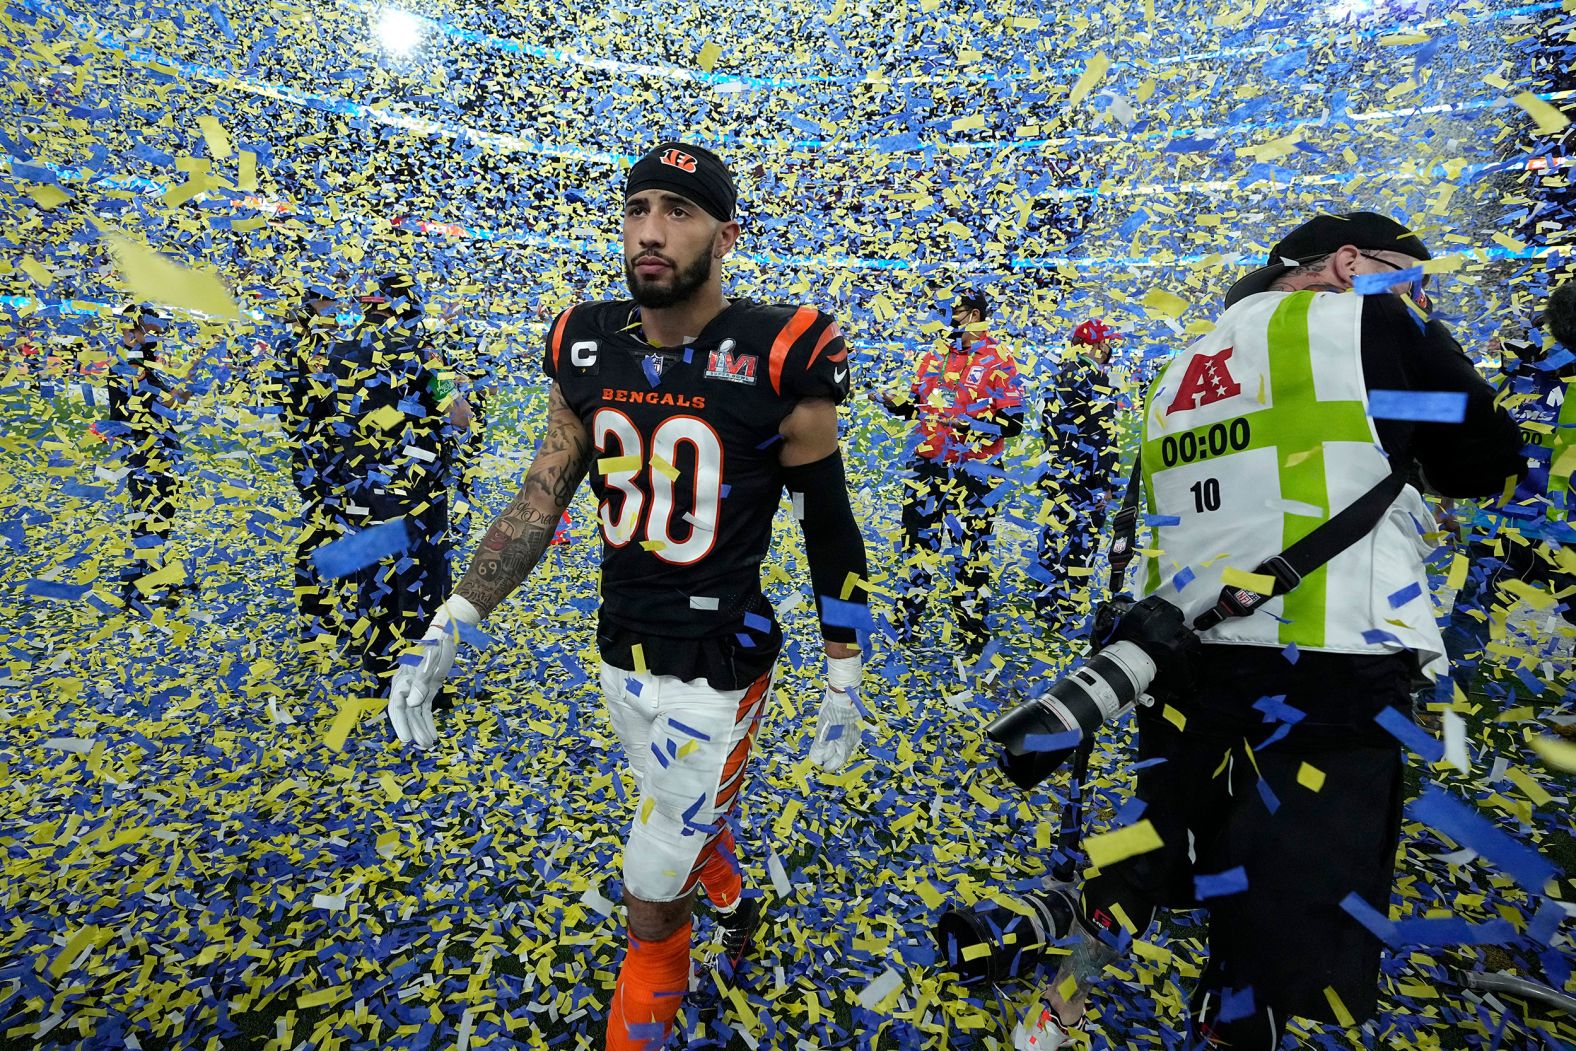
[1442,527,1576,692]
[1079,645,1410,1028]
[350,493,452,689]
[1034,479,1107,631]
[292,458,343,644]
[896,458,1000,652]
[121,450,178,600]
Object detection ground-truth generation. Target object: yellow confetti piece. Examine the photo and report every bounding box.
[697,41,722,72]
[362,404,406,432]
[238,149,257,191]
[649,455,679,482]
[1107,901,1137,934]
[1446,553,1469,591]
[196,114,232,159]
[1141,288,1189,319]
[378,773,403,802]
[1084,819,1164,868]
[50,925,103,978]
[1297,762,1326,792]
[1530,735,1576,772]
[19,255,54,287]
[101,228,241,319]
[324,699,363,753]
[598,454,641,475]
[1220,567,1276,595]
[1323,986,1356,1028]
[631,643,647,674]
[1505,766,1554,807]
[1067,52,1111,108]
[1161,705,1186,731]
[134,560,187,595]
[1512,91,1571,135]
[639,797,656,823]
[27,184,70,208]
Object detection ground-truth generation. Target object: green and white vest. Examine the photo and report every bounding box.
[1138,290,1444,673]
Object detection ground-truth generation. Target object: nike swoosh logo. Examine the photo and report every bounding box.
[833,368,848,383]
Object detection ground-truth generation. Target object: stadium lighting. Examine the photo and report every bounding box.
[375,8,424,57]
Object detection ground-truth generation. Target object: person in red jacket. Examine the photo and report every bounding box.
[875,289,1025,660]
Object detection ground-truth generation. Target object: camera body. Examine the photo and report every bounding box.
[988,595,1202,789]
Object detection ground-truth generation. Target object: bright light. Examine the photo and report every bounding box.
[375,8,424,57]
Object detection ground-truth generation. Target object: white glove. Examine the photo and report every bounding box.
[388,594,481,748]
[807,653,864,772]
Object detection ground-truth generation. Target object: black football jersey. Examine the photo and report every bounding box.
[543,298,851,659]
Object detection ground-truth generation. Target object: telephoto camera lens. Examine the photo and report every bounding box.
[986,640,1156,788]
[934,887,1080,985]
[988,595,1200,790]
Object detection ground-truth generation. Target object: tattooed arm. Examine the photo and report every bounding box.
[454,383,591,618]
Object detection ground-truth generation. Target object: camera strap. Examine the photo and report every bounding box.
[1106,458,1144,591]
[1192,466,1410,632]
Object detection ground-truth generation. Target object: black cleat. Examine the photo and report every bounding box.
[703,896,764,984]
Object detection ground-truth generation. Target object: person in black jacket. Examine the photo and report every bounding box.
[105,304,189,608]
[271,285,342,646]
[1034,318,1121,634]
[331,273,458,689]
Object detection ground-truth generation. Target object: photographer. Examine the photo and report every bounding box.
[1010,214,1523,1049]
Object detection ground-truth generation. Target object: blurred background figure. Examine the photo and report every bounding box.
[427,303,484,541]
[105,303,190,610]
[1033,318,1121,637]
[330,272,466,692]
[1442,281,1576,695]
[877,288,1024,663]
[268,283,343,651]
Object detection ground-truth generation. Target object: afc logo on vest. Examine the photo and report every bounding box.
[1166,347,1242,415]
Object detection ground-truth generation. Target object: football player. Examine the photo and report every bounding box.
[386,142,871,1050]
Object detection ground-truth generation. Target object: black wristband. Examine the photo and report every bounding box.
[783,450,870,643]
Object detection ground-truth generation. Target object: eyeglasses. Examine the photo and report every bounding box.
[1359,252,1429,290]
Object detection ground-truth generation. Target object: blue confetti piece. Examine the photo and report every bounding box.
[1217,985,1256,1024]
[1340,892,1398,944]
[312,519,411,578]
[1361,628,1403,646]
[820,597,874,632]
[1527,900,1565,945]
[454,618,493,649]
[742,611,771,633]
[1021,729,1082,753]
[667,718,712,741]
[1407,785,1558,894]
[1353,265,1425,295]
[1373,705,1445,762]
[1390,916,1519,947]
[26,579,91,601]
[1144,513,1182,527]
[1281,642,1299,664]
[734,632,754,648]
[1255,778,1280,815]
[1194,866,1248,900]
[1172,567,1196,591]
[1366,389,1468,423]
[1387,581,1423,608]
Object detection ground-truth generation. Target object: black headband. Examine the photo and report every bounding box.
[625,141,737,222]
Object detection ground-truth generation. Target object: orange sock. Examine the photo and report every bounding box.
[606,921,693,1051]
[696,828,742,911]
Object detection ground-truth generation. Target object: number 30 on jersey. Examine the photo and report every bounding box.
[593,408,723,565]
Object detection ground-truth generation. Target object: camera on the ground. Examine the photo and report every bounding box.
[933,886,1081,985]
